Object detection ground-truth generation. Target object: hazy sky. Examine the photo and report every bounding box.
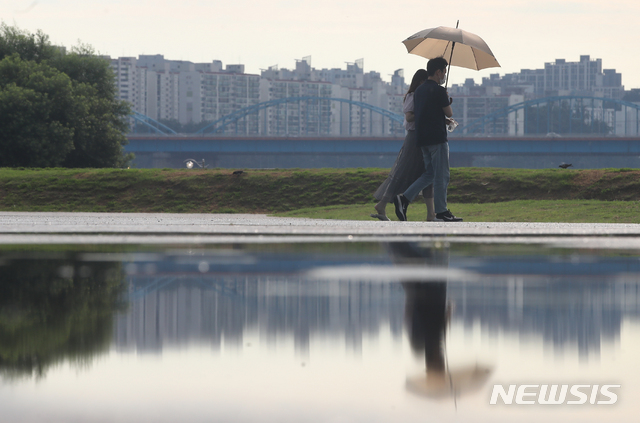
[3,0,640,89]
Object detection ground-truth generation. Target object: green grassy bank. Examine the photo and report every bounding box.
[273,200,640,223]
[1,167,639,221]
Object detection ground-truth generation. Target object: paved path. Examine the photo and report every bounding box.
[1,212,640,248]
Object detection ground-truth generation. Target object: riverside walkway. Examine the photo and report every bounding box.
[1,212,640,249]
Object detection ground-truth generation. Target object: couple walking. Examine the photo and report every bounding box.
[371,57,463,223]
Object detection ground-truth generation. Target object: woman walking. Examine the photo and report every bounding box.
[371,69,437,221]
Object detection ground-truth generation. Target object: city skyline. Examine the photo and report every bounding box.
[116,275,638,357]
[3,1,640,88]
[115,53,632,142]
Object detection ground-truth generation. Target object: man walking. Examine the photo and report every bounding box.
[393,57,463,222]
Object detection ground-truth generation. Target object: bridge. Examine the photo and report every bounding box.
[126,135,640,169]
[463,95,640,136]
[130,95,640,137]
[130,97,404,137]
[127,95,640,169]
[195,96,404,135]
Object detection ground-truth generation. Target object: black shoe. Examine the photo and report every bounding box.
[394,194,409,221]
[435,210,463,222]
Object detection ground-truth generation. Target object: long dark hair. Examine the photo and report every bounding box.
[405,69,429,101]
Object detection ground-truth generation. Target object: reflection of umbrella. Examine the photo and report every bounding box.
[406,364,493,400]
[402,24,500,86]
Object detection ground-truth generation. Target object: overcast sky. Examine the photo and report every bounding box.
[3,0,640,89]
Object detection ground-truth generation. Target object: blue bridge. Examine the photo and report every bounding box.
[126,135,640,169]
[127,95,640,169]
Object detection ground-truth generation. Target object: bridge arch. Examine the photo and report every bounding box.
[130,111,178,135]
[195,96,404,135]
[459,95,640,136]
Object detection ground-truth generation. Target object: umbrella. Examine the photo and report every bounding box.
[406,363,493,400]
[402,23,500,86]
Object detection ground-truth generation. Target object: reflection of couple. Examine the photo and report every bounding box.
[387,242,490,400]
[403,273,448,372]
[371,58,463,223]
[386,242,449,372]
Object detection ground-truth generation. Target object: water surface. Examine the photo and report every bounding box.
[1,242,638,422]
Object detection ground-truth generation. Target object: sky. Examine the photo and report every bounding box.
[3,0,640,89]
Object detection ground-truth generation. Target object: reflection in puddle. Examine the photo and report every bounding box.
[0,255,126,379]
[1,242,639,422]
[388,243,494,403]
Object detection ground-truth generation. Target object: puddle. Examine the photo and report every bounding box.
[1,242,638,422]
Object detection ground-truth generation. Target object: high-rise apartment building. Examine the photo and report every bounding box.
[477,55,623,99]
[201,70,261,135]
[447,55,625,134]
[258,58,404,137]
[111,55,261,134]
[258,78,340,136]
[109,57,145,115]
[112,53,625,137]
[112,55,406,136]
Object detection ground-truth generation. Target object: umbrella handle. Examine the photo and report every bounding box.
[445,20,459,89]
[445,41,455,89]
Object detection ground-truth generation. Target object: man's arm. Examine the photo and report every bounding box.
[443,105,453,118]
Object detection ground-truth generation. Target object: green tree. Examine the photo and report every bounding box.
[0,23,58,63]
[54,45,132,167]
[0,24,132,168]
[0,55,77,167]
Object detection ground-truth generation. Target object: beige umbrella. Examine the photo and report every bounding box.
[402,24,500,86]
[406,363,493,401]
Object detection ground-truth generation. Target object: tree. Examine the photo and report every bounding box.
[0,23,58,64]
[54,45,132,167]
[0,55,77,167]
[0,24,132,168]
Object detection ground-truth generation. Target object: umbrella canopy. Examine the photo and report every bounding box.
[402,26,500,71]
[406,363,493,400]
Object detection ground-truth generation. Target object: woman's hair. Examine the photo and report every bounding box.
[405,69,429,100]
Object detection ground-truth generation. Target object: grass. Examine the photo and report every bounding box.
[0,167,386,213]
[1,167,640,222]
[274,200,640,223]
